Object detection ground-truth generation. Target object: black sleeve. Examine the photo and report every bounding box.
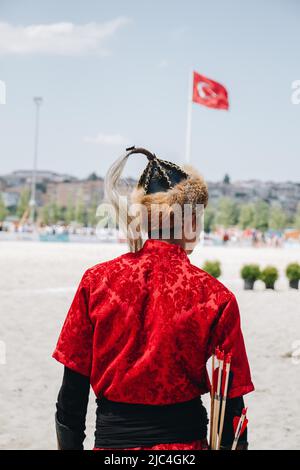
[220,396,248,449]
[55,366,90,450]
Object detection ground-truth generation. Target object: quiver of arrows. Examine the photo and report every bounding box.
[209,348,248,450]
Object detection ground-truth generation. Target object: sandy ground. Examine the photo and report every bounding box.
[0,241,299,450]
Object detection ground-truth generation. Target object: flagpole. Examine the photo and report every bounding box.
[185,69,193,164]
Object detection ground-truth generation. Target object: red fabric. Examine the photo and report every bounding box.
[53,238,254,403]
[192,71,229,110]
[93,438,209,451]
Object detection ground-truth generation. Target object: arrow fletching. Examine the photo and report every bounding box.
[240,418,248,437]
[232,408,248,449]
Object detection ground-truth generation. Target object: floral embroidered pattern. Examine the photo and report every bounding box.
[53,238,254,404]
[93,438,209,451]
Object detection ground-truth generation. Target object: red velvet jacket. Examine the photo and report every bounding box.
[53,238,254,405]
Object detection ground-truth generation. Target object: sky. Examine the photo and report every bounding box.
[0,0,300,182]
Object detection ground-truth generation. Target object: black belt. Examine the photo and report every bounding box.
[94,396,208,448]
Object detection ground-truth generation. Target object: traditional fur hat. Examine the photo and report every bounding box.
[127,146,208,232]
[128,146,208,207]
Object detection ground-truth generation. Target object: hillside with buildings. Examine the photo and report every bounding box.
[0,170,300,235]
[1,170,299,212]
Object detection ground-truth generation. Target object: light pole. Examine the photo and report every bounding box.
[29,97,43,224]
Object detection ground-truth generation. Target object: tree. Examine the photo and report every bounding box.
[294,203,300,229]
[87,194,99,227]
[223,174,231,185]
[75,191,87,225]
[204,205,215,233]
[253,200,269,231]
[215,197,239,228]
[42,202,61,225]
[87,172,99,181]
[239,203,255,229]
[65,196,76,224]
[268,204,287,231]
[16,188,30,218]
[0,193,7,221]
[51,202,60,224]
[40,204,50,225]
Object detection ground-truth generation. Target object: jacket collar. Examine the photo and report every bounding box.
[141,238,189,261]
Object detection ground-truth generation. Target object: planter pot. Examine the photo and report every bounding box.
[289,279,299,290]
[244,279,255,290]
[265,283,275,290]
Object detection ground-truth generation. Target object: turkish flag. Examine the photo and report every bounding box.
[192,71,229,110]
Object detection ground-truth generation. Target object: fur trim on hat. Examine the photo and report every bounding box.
[130,164,208,232]
[131,164,208,208]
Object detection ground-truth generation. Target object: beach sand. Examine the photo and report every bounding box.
[0,241,299,450]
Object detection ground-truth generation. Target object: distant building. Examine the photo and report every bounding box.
[2,170,77,188]
[1,169,299,215]
[45,179,105,207]
[1,191,19,208]
[44,177,137,207]
[207,180,300,214]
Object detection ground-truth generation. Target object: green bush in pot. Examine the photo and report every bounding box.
[202,260,221,279]
[286,263,300,289]
[260,266,279,290]
[240,264,261,290]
